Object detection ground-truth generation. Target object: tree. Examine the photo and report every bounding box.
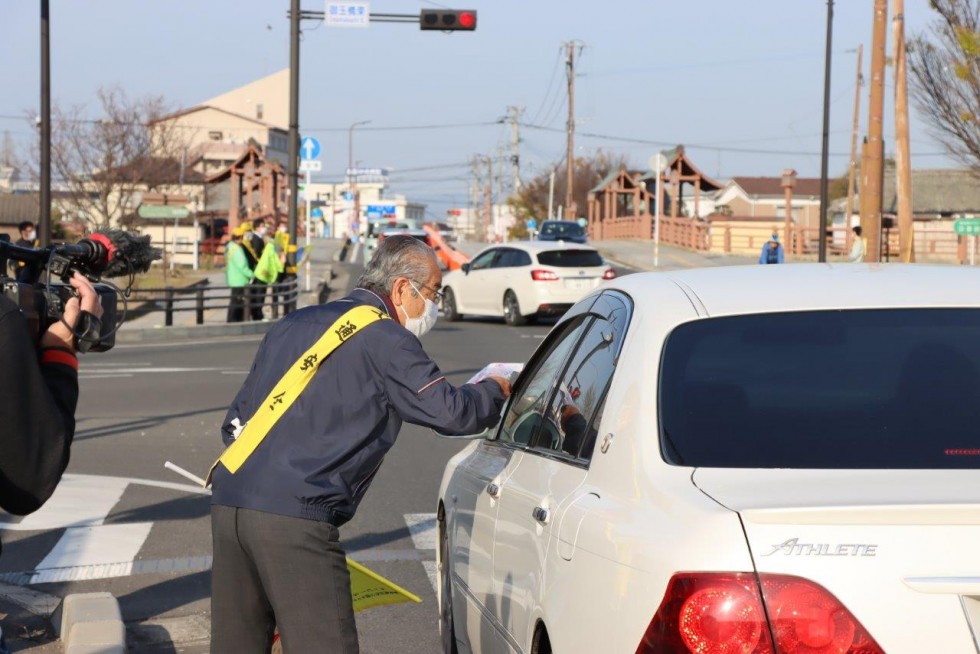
[507,150,628,227]
[909,0,980,172]
[27,87,187,230]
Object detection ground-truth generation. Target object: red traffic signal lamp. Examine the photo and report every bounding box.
[419,9,477,31]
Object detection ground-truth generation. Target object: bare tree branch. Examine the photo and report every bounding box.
[25,86,188,230]
[909,0,980,173]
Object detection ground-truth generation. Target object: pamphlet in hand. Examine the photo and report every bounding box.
[467,363,523,385]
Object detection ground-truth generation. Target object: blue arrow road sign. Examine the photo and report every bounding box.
[301,137,321,161]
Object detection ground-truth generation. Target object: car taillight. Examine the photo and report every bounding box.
[636,573,884,654]
[602,268,617,280]
[531,269,559,281]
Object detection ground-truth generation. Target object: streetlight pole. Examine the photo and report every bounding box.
[817,0,834,263]
[348,120,371,241]
[287,0,300,307]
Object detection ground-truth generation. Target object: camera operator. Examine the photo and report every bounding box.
[0,271,103,517]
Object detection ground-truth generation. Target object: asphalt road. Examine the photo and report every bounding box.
[0,251,582,653]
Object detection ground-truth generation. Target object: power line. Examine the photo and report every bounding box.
[519,121,947,157]
[528,48,564,126]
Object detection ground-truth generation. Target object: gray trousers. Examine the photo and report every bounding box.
[210,505,359,654]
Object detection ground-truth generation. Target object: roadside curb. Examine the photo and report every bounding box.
[52,592,126,653]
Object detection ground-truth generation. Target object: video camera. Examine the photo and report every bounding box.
[1,229,160,352]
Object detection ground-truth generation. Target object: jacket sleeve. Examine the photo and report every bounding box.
[0,309,77,515]
[777,246,784,263]
[383,332,506,436]
[231,245,253,279]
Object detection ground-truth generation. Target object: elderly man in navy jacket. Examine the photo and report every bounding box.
[209,235,511,653]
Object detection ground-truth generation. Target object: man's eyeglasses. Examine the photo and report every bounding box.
[412,280,445,303]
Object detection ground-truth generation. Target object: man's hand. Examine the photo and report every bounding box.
[40,272,104,352]
[487,374,512,399]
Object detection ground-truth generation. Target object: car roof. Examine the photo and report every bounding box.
[606,264,980,321]
[541,220,580,226]
[478,240,598,255]
[381,228,427,236]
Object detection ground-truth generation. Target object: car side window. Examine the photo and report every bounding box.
[469,249,497,271]
[494,248,518,268]
[536,292,631,461]
[497,317,591,446]
[515,250,532,266]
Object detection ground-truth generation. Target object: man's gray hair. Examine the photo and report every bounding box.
[356,235,437,295]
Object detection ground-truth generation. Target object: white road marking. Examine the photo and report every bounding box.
[422,561,439,594]
[78,374,134,379]
[404,512,438,550]
[3,475,129,531]
[84,362,152,367]
[114,335,265,349]
[33,522,153,583]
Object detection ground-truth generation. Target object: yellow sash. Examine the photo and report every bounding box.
[207,304,390,485]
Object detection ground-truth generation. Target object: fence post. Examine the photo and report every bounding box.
[196,288,205,325]
[165,288,175,327]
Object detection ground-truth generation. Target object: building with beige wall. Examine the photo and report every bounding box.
[713,177,822,228]
[202,69,288,130]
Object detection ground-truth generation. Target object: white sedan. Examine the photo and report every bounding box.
[437,264,980,654]
[441,241,616,326]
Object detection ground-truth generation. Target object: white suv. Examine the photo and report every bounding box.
[440,241,616,325]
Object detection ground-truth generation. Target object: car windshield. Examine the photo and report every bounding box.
[369,222,408,237]
[541,222,584,238]
[660,309,980,469]
[537,250,603,267]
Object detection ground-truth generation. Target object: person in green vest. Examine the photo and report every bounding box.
[254,224,285,316]
[226,227,253,323]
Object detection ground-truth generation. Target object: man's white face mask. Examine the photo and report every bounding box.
[400,280,439,338]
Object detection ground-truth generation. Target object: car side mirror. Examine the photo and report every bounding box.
[462,262,471,275]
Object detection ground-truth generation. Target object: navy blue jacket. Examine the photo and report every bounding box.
[211,288,506,526]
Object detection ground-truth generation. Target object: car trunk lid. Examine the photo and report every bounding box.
[692,467,980,653]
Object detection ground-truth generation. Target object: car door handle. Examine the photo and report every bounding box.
[532,507,549,524]
[486,482,500,498]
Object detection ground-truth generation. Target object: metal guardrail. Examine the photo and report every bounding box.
[126,278,301,327]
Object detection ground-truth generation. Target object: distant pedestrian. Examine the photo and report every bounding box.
[339,233,352,262]
[225,228,252,323]
[848,226,866,263]
[243,221,269,320]
[759,232,784,265]
[12,221,39,282]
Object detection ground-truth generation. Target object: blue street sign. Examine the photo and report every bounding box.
[342,191,354,201]
[527,219,537,230]
[301,137,321,161]
[311,207,324,218]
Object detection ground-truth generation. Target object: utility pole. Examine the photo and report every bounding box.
[862,0,888,263]
[817,0,834,263]
[484,155,493,243]
[507,106,523,193]
[564,41,583,219]
[39,0,51,245]
[893,0,914,263]
[845,45,864,237]
[287,0,300,282]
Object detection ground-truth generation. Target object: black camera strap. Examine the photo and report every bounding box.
[71,311,103,354]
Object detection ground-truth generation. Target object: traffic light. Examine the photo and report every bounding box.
[419,9,477,31]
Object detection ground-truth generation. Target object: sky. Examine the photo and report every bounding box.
[0,0,957,216]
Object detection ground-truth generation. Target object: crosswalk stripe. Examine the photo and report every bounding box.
[403,513,438,550]
[33,522,153,583]
[4,475,129,531]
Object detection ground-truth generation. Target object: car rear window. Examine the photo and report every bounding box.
[660,309,980,469]
[541,222,584,238]
[537,250,603,267]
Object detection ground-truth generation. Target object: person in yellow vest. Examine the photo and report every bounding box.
[254,224,285,313]
[209,235,511,652]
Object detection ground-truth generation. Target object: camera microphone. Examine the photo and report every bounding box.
[58,229,161,278]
